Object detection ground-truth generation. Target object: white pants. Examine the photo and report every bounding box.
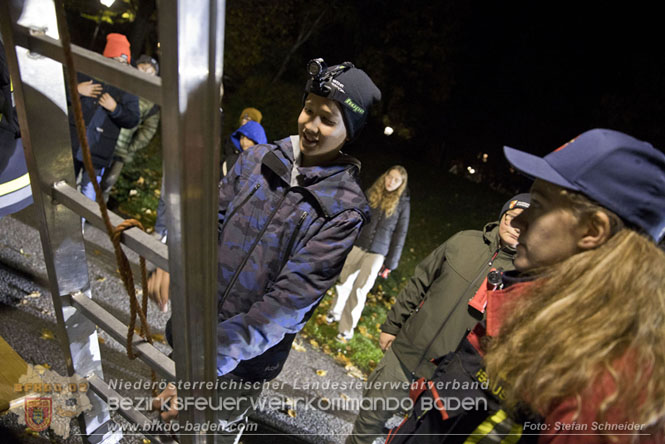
[330,246,384,337]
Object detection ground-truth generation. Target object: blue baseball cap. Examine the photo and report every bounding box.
[503,128,665,242]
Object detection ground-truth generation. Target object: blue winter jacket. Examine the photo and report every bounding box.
[217,137,370,381]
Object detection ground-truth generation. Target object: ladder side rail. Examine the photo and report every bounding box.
[53,181,168,271]
[0,1,121,442]
[11,23,162,104]
[158,0,225,441]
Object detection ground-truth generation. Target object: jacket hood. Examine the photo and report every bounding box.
[264,137,370,221]
[231,120,268,149]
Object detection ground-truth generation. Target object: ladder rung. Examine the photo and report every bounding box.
[71,291,176,380]
[52,181,169,272]
[87,374,178,444]
[11,24,162,105]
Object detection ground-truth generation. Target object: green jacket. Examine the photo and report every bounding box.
[113,97,160,163]
[381,222,516,379]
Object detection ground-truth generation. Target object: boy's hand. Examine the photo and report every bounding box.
[147,268,170,312]
[98,93,117,112]
[379,332,396,351]
[152,383,179,421]
[77,80,102,98]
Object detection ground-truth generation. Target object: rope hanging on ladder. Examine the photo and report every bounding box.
[53,0,157,392]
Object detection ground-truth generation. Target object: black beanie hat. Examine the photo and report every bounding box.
[304,61,381,142]
[499,193,530,221]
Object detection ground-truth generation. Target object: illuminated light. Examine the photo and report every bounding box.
[157,42,161,48]
[482,153,488,163]
[100,0,115,7]
[467,166,476,175]
[384,126,394,136]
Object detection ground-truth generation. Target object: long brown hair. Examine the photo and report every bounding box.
[484,192,665,432]
[367,165,408,217]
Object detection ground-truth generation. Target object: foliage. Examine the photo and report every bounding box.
[109,131,162,229]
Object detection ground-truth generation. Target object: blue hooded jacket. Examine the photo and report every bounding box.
[230,120,267,149]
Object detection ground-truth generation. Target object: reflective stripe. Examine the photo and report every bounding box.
[0,173,30,196]
[464,409,523,444]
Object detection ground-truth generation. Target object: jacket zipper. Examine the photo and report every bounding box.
[219,183,260,236]
[412,246,502,376]
[280,211,308,270]
[219,192,288,309]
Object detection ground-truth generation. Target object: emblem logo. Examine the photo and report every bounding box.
[25,397,52,432]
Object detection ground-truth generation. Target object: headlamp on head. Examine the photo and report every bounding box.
[305,58,355,99]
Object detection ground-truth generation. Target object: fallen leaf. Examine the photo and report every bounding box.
[136,177,145,186]
[287,409,296,418]
[309,339,319,348]
[154,189,161,197]
[96,276,106,282]
[21,299,29,305]
[40,329,55,340]
[291,341,306,352]
[322,344,331,354]
[340,393,350,401]
[358,326,368,335]
[143,439,151,444]
[151,333,166,343]
[42,363,51,370]
[98,337,106,344]
[26,291,41,298]
[129,189,138,197]
[316,369,327,377]
[335,352,351,366]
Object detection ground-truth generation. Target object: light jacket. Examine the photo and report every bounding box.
[216,137,370,381]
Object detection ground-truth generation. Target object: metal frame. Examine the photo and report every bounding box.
[0,0,225,443]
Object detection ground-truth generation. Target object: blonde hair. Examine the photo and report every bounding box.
[367,166,408,217]
[484,190,665,434]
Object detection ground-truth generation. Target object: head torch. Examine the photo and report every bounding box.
[305,58,355,100]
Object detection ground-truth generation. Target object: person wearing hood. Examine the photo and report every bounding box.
[148,58,381,437]
[348,193,530,444]
[221,119,268,176]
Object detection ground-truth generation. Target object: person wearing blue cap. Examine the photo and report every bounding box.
[386,129,665,444]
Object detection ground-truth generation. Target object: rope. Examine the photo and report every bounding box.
[53,0,157,394]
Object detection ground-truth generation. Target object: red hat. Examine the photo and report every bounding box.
[103,33,131,63]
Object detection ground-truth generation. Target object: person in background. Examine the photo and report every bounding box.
[327,165,410,341]
[70,33,139,205]
[348,193,530,444]
[0,38,32,217]
[100,54,161,202]
[221,119,267,175]
[220,107,263,178]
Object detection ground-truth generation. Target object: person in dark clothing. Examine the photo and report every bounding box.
[148,59,381,438]
[69,33,139,204]
[327,165,410,340]
[0,39,32,217]
[387,129,665,444]
[221,119,268,176]
[100,54,161,202]
[348,193,530,444]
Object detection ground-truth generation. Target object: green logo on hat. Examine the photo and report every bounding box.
[344,98,365,115]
